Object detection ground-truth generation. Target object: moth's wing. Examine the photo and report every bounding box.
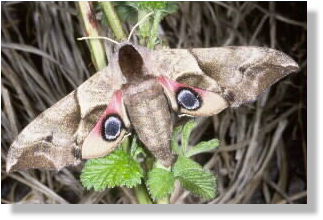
[81,90,130,159]
[153,46,299,116]
[188,47,299,106]
[6,67,124,172]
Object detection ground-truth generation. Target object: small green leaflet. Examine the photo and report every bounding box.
[81,149,143,191]
[173,156,217,200]
[147,168,175,201]
[185,139,219,158]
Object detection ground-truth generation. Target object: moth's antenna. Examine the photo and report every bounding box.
[77,36,120,45]
[127,11,154,42]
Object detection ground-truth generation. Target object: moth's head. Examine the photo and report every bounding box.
[117,43,153,83]
[118,44,143,80]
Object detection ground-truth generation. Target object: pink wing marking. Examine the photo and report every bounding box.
[158,76,207,96]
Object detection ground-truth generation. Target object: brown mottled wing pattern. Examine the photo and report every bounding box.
[6,67,123,172]
[153,46,299,107]
[6,44,299,172]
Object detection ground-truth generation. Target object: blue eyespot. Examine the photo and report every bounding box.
[102,115,123,141]
[176,88,201,110]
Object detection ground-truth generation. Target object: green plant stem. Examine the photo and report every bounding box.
[147,10,162,49]
[78,1,107,71]
[138,9,152,46]
[134,184,153,204]
[100,1,127,41]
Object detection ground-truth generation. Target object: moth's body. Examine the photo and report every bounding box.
[6,43,299,172]
[123,78,173,166]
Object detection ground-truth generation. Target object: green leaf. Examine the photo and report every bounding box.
[173,156,217,200]
[181,120,197,154]
[115,3,138,23]
[163,2,179,15]
[133,1,178,14]
[80,150,143,191]
[119,1,178,49]
[185,139,220,158]
[147,168,175,200]
[137,1,168,10]
[173,155,202,171]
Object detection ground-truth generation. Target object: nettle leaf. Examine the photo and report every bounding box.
[173,156,217,200]
[135,1,178,14]
[137,1,168,10]
[147,168,175,200]
[116,1,178,22]
[185,139,220,158]
[81,150,143,191]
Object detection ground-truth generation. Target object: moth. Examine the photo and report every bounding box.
[6,43,299,172]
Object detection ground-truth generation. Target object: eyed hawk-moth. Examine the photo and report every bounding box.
[6,43,299,172]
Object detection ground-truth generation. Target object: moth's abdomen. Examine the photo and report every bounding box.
[124,79,174,167]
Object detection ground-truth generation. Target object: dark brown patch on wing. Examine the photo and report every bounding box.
[44,134,53,143]
[73,147,82,160]
[176,73,211,90]
[223,90,236,103]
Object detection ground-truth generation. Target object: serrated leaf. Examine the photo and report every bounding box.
[131,1,178,14]
[181,120,197,153]
[147,168,175,200]
[177,169,216,200]
[173,156,202,172]
[80,150,143,191]
[185,139,220,158]
[136,1,168,10]
[173,156,217,200]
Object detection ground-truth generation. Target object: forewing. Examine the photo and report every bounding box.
[153,46,299,108]
[190,46,299,106]
[6,67,124,172]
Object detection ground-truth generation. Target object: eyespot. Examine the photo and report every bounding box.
[102,115,123,141]
[176,88,201,110]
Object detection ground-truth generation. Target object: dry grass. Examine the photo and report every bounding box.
[1,1,306,204]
